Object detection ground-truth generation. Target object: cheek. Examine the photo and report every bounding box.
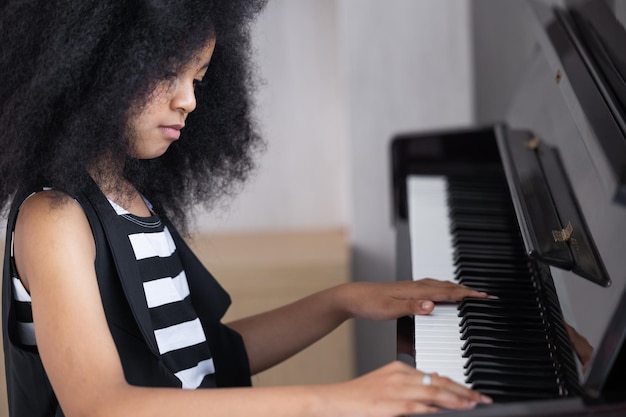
[131,100,163,133]
[137,85,172,122]
[124,114,150,155]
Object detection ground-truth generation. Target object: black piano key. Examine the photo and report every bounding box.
[472,298,539,307]
[457,284,537,297]
[455,246,523,256]
[458,283,536,293]
[470,378,560,393]
[461,326,547,341]
[450,197,508,206]
[449,206,510,216]
[458,276,532,283]
[464,359,555,375]
[463,352,555,367]
[468,381,559,396]
[460,319,545,333]
[454,253,530,264]
[466,369,558,387]
[454,245,524,255]
[429,175,576,403]
[458,280,534,291]
[474,389,558,403]
[462,341,549,358]
[472,385,561,400]
[459,312,545,327]
[457,277,535,286]
[452,225,517,234]
[550,330,578,372]
[456,264,531,275]
[452,217,514,229]
[448,196,511,205]
[458,300,541,313]
[462,343,553,359]
[452,233,521,245]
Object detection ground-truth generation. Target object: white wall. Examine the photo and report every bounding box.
[196,0,349,233]
[338,0,474,373]
[196,1,474,244]
[473,0,536,123]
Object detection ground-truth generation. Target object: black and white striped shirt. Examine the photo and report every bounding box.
[11,196,215,389]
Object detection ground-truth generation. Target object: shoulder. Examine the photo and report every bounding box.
[13,190,96,290]
[16,190,91,236]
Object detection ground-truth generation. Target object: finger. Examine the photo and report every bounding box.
[415,279,497,298]
[415,278,467,288]
[404,402,440,415]
[376,298,431,319]
[437,283,496,301]
[388,366,492,411]
[428,373,492,405]
[408,299,435,315]
[412,279,481,293]
[416,376,488,410]
[383,369,478,411]
[395,280,497,307]
[418,287,493,303]
[416,386,479,410]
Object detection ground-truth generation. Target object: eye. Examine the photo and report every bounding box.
[193,78,205,89]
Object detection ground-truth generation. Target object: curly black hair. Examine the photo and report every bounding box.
[0,0,266,234]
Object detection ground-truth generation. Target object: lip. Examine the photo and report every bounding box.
[159,124,184,140]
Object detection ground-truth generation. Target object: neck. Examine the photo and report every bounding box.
[87,152,136,208]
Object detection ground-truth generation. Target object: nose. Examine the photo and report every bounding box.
[172,79,197,114]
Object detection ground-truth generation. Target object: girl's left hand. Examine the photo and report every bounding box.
[336,278,492,321]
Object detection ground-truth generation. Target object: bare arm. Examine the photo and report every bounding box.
[229,279,491,374]
[13,192,489,417]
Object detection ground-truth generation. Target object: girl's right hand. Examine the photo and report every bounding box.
[319,361,492,417]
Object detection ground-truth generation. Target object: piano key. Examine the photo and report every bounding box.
[453,234,521,246]
[459,310,545,323]
[406,173,564,400]
[407,176,455,281]
[461,320,545,333]
[461,326,547,340]
[414,304,468,386]
[466,369,558,387]
[464,359,555,374]
[407,176,469,386]
[458,301,541,314]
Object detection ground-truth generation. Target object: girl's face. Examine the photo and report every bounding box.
[128,39,216,159]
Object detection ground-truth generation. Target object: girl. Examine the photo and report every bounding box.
[0,1,492,416]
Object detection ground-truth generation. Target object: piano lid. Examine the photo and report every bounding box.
[506,0,626,399]
[526,0,626,206]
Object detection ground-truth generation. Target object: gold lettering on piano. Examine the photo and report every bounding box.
[552,222,574,243]
[525,136,541,150]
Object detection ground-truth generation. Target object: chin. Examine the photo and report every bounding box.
[135,146,171,160]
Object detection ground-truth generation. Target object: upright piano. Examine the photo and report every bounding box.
[391,1,626,415]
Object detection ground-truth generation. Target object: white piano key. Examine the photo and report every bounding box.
[414,306,467,386]
[407,176,468,387]
[407,176,455,281]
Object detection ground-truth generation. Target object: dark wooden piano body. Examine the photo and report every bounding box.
[391,1,626,415]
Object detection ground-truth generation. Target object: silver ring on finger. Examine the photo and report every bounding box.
[422,373,432,386]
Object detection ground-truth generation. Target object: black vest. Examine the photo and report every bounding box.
[2,181,251,417]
